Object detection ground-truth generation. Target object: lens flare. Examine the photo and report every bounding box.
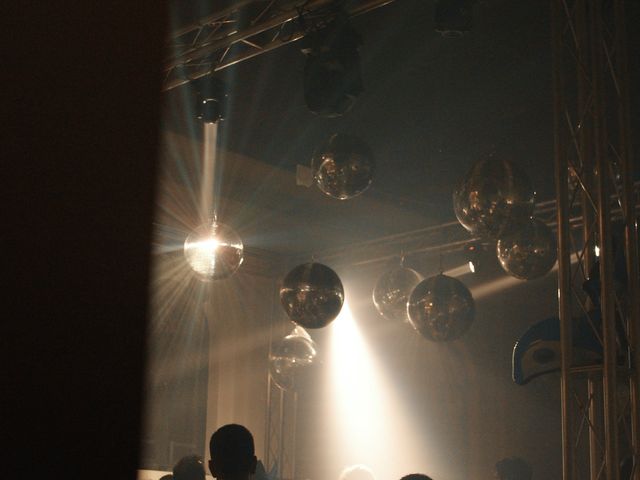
[183,222,243,280]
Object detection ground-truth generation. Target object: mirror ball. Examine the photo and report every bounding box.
[269,328,317,390]
[497,218,557,280]
[407,274,475,342]
[280,262,344,329]
[312,133,375,200]
[183,222,243,280]
[373,265,423,322]
[453,157,535,238]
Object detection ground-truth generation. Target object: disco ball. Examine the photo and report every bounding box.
[497,218,557,280]
[183,222,243,280]
[280,262,344,329]
[407,274,475,342]
[372,265,422,322]
[269,327,317,390]
[453,157,535,238]
[312,134,375,200]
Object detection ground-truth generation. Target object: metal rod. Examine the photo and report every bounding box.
[278,387,285,480]
[614,0,640,476]
[291,392,298,480]
[552,1,575,478]
[575,1,601,476]
[589,374,603,480]
[590,0,619,477]
[265,375,274,470]
[163,0,398,91]
[264,279,278,470]
[170,0,257,40]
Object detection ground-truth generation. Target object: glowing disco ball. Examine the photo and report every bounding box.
[183,222,243,280]
[269,327,317,390]
[312,133,375,200]
[372,265,422,322]
[280,262,344,329]
[497,218,557,280]
[453,157,535,238]
[407,274,475,342]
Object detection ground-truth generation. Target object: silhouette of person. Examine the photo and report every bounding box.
[339,465,376,480]
[208,424,258,480]
[495,457,532,480]
[173,455,205,480]
[400,474,434,480]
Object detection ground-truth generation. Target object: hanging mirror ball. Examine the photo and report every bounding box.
[280,262,344,329]
[269,327,318,390]
[497,218,557,280]
[407,274,475,342]
[453,157,535,238]
[312,133,375,200]
[183,222,243,280]
[373,265,423,322]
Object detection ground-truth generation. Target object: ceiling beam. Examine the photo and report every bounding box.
[163,0,397,91]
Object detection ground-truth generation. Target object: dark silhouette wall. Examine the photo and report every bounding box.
[4,3,166,480]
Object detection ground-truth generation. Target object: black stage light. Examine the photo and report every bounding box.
[464,241,493,274]
[195,76,227,123]
[464,242,482,273]
[301,15,363,117]
[434,0,475,37]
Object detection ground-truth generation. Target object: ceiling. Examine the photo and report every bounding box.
[158,0,640,263]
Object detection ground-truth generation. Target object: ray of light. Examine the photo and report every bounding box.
[327,301,433,480]
[201,122,218,224]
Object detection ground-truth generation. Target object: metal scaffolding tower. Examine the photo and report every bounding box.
[265,374,299,480]
[551,1,639,479]
[264,281,299,480]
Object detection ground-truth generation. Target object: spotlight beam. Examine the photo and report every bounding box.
[200,122,218,224]
[327,302,429,480]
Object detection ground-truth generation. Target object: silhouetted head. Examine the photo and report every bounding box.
[339,465,376,480]
[209,424,257,480]
[173,455,205,480]
[495,457,532,480]
[400,474,433,480]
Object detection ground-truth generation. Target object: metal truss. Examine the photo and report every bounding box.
[163,0,397,92]
[302,186,638,268]
[263,280,299,480]
[551,0,640,479]
[265,375,298,480]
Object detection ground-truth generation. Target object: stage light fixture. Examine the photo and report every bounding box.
[301,14,363,117]
[464,242,480,273]
[464,241,494,274]
[434,0,475,37]
[195,76,227,124]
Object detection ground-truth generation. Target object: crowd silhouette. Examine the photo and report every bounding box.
[165,423,567,480]
[167,423,438,480]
